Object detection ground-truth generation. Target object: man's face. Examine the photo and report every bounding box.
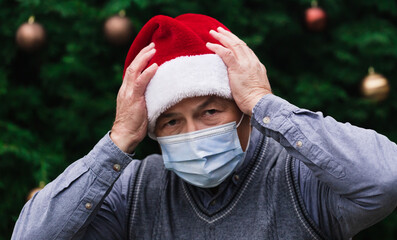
[154,96,250,150]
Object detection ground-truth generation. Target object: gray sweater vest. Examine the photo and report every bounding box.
[127,135,326,239]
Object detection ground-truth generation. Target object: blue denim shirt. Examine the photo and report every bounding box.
[12,94,397,239]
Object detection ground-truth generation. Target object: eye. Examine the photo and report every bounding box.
[204,109,217,115]
[165,119,177,126]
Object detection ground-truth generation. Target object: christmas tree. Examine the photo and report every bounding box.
[1,0,396,239]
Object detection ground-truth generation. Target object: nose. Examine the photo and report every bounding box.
[185,118,201,133]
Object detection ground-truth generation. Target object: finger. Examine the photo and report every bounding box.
[122,48,155,96]
[209,29,249,59]
[217,27,242,43]
[206,42,238,68]
[210,27,246,49]
[134,42,155,61]
[134,63,158,96]
[134,48,157,74]
[125,43,155,81]
[218,27,255,59]
[124,48,156,83]
[209,29,235,48]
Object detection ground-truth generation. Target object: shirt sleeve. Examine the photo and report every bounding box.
[251,94,397,239]
[11,132,136,240]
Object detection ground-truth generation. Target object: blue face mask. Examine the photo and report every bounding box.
[157,116,245,188]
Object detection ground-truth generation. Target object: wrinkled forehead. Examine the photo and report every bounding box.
[159,95,234,116]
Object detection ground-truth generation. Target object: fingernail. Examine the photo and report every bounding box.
[149,63,158,69]
[149,42,155,47]
[217,26,225,31]
[209,29,216,34]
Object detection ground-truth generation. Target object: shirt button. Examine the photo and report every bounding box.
[85,202,92,210]
[113,163,121,172]
[296,141,303,147]
[210,200,216,206]
[263,116,271,124]
[234,174,240,181]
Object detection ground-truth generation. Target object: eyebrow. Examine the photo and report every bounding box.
[158,112,180,120]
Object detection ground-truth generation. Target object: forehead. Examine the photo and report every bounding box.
[160,96,232,115]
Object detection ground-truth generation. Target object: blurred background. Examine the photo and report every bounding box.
[0,0,396,239]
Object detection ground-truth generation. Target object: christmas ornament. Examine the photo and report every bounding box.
[305,1,327,31]
[361,67,390,102]
[16,16,46,51]
[26,181,46,201]
[104,10,133,45]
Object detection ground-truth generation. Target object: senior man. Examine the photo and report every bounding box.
[12,14,397,240]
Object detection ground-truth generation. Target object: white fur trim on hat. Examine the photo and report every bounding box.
[146,54,232,139]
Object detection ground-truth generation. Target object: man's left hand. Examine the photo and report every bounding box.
[207,27,272,116]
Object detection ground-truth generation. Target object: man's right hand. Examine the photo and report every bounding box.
[110,43,158,153]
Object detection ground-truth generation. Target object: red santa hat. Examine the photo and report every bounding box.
[123,13,232,139]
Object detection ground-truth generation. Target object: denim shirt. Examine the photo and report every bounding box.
[12,94,397,239]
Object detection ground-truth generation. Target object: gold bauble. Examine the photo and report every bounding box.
[26,181,45,201]
[27,187,43,201]
[104,10,133,45]
[361,67,390,102]
[16,16,46,51]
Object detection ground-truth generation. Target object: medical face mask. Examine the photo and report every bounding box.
[157,115,245,188]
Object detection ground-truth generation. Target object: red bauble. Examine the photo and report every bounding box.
[16,16,46,51]
[104,11,133,45]
[305,6,327,31]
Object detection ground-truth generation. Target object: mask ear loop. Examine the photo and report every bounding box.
[235,113,250,171]
[236,114,245,128]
